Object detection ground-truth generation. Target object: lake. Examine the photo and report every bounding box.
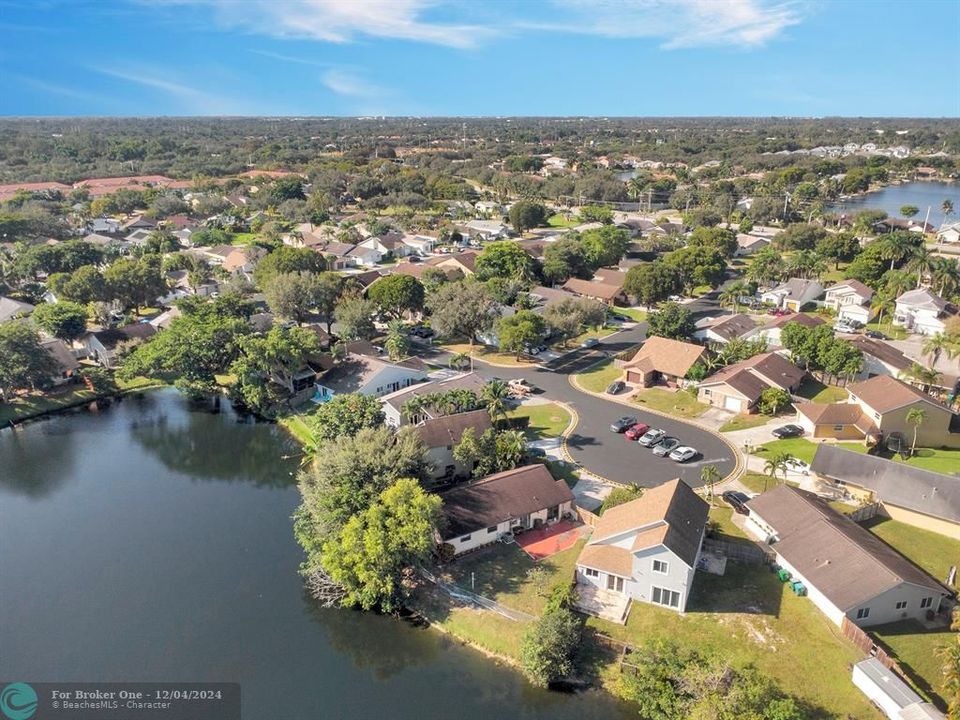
[827,180,959,221]
[0,390,631,720]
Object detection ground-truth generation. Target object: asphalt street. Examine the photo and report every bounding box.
[418,288,738,488]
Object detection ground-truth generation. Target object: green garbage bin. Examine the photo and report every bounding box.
[777,568,792,582]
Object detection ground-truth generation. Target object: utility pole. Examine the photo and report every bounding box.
[782,191,790,220]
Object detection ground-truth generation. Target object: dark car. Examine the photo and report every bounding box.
[409,325,434,338]
[606,380,626,395]
[610,416,638,433]
[624,422,651,441]
[722,490,751,515]
[772,424,804,439]
[864,330,888,340]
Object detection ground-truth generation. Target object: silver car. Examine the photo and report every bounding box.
[638,428,666,447]
[652,437,680,456]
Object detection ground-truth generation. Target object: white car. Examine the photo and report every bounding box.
[668,446,697,463]
[784,458,810,475]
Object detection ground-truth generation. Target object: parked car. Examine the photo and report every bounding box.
[508,378,537,393]
[783,457,810,475]
[580,337,600,348]
[667,294,683,302]
[524,344,542,356]
[772,424,804,439]
[606,380,626,395]
[526,446,547,460]
[409,325,434,338]
[652,437,680,457]
[669,446,697,463]
[610,416,638,433]
[624,422,651,441]
[722,490,750,514]
[864,329,887,340]
[638,428,666,447]
[833,321,859,334]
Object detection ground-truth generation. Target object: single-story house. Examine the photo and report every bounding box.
[380,371,488,427]
[811,444,960,539]
[41,338,80,385]
[760,278,824,312]
[121,214,155,232]
[526,285,578,314]
[400,234,437,256]
[87,217,121,234]
[124,228,153,246]
[561,277,625,306]
[697,352,805,414]
[894,288,955,336]
[735,234,771,256]
[313,350,428,402]
[430,250,478,277]
[575,479,709,621]
[744,312,826,348]
[459,220,511,242]
[745,485,952,628]
[693,313,758,346]
[416,409,493,481]
[823,279,874,324]
[937,222,960,245]
[621,336,708,388]
[360,230,410,258]
[848,336,912,382]
[437,464,575,557]
[0,296,35,323]
[82,323,157,368]
[853,658,944,720]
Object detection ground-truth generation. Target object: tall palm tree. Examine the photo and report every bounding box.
[449,351,470,371]
[481,379,510,422]
[878,233,915,271]
[871,291,894,327]
[942,199,954,229]
[497,429,528,470]
[900,363,942,394]
[906,407,926,457]
[700,464,721,504]
[908,244,936,288]
[384,320,409,361]
[923,332,952,367]
[762,452,791,489]
[930,256,960,298]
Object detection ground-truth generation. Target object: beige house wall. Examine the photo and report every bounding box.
[866,402,960,448]
[883,505,960,541]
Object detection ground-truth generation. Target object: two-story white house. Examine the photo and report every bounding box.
[574,479,709,623]
[745,485,953,628]
[415,409,493,482]
[823,279,874,325]
[894,288,954,336]
[759,278,824,312]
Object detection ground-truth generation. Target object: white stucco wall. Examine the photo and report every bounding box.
[845,582,944,628]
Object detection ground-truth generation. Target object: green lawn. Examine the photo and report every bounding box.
[589,563,876,718]
[861,516,960,582]
[279,414,314,446]
[872,620,953,707]
[0,376,162,425]
[610,307,647,322]
[708,505,751,539]
[558,325,618,349]
[230,232,258,245]
[756,438,821,464]
[719,414,772,433]
[865,321,909,340]
[439,342,538,367]
[796,378,849,404]
[505,402,572,440]
[574,359,623,394]
[633,387,709,419]
[547,214,580,228]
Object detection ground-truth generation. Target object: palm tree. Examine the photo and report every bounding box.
[908,244,936,288]
[497,429,528,470]
[449,351,470,371]
[878,233,915,271]
[942,199,954,230]
[384,320,409,361]
[481,379,510,422]
[930,256,960,298]
[871,291,894,327]
[906,407,927,457]
[900,363,943,394]
[936,640,960,719]
[762,452,791,490]
[923,332,952,367]
[700,464,721,504]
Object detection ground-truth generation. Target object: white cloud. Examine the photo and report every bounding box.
[180,0,489,49]
[527,0,802,49]
[248,49,338,67]
[322,69,386,98]
[90,66,254,114]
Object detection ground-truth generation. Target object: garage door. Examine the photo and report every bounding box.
[724,396,742,412]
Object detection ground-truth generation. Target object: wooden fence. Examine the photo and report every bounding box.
[840,617,906,677]
[577,506,600,528]
[702,537,774,565]
[845,502,882,524]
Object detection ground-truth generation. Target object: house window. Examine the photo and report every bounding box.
[653,559,669,574]
[856,607,870,620]
[487,526,498,534]
[832,425,844,432]
[895,601,908,610]
[921,597,933,609]
[460,535,471,543]
[652,586,681,609]
[873,412,880,420]
[703,389,712,396]
[584,568,599,578]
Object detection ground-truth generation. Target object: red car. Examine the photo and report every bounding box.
[624,423,651,441]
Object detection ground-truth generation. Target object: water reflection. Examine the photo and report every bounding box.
[0,424,77,498]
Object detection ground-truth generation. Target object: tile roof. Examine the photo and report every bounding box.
[762,313,826,330]
[439,464,574,539]
[811,444,960,522]
[416,409,493,449]
[624,336,707,379]
[746,485,949,611]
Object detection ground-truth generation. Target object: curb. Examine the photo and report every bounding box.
[566,361,745,487]
[552,399,628,490]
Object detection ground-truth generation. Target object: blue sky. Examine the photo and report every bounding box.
[1,0,958,117]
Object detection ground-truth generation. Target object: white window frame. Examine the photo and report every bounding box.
[651,586,681,609]
[652,559,669,575]
[584,567,599,578]
[895,601,907,610]
[921,597,933,609]
[460,534,471,543]
[856,607,870,620]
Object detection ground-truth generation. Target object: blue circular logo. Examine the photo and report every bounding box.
[0,684,37,720]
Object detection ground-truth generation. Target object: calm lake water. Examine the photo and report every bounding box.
[827,180,959,221]
[0,390,630,720]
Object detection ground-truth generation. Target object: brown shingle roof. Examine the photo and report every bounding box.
[562,277,623,301]
[848,375,949,415]
[588,479,708,567]
[703,313,758,341]
[847,337,910,372]
[763,313,826,330]
[624,336,707,379]
[700,352,804,403]
[416,409,493,449]
[795,402,877,433]
[746,485,949,611]
[439,464,574,539]
[577,544,634,578]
